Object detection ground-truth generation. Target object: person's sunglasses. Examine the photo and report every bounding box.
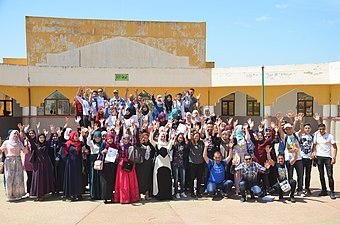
[245,158,252,161]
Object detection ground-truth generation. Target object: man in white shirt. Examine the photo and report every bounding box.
[312,123,338,199]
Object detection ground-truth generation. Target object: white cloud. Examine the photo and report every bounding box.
[255,16,271,22]
[275,3,289,9]
[317,19,339,25]
[233,22,251,28]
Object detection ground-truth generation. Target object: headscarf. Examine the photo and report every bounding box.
[141,104,149,116]
[123,107,133,120]
[169,109,179,120]
[64,131,82,155]
[157,112,167,127]
[37,133,47,148]
[95,106,105,124]
[64,128,72,141]
[120,134,131,147]
[105,133,116,149]
[92,131,102,147]
[235,125,244,142]
[8,130,24,149]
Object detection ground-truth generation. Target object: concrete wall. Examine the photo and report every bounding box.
[44,37,192,68]
[26,16,206,67]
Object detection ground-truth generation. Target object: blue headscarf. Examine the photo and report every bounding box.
[235,125,244,142]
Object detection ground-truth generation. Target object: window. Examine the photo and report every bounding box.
[0,93,13,117]
[44,91,70,116]
[221,93,235,116]
[297,92,313,117]
[247,95,260,116]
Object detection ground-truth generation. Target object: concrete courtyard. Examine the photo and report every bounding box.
[1,153,340,225]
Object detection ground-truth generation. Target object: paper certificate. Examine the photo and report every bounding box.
[176,123,187,134]
[105,147,118,163]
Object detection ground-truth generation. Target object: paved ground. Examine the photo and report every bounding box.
[1,152,340,225]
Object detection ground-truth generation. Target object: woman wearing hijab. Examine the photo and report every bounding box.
[114,125,140,204]
[95,106,106,126]
[135,131,155,200]
[0,130,27,201]
[138,103,151,133]
[25,129,54,201]
[48,132,64,194]
[231,124,250,194]
[87,130,102,200]
[151,92,164,121]
[99,133,119,204]
[63,131,84,201]
[149,127,176,200]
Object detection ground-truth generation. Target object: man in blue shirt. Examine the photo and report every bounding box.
[203,140,233,197]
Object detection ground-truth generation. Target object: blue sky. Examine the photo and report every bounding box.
[0,0,340,67]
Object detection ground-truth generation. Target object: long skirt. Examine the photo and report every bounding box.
[156,167,172,200]
[89,154,101,199]
[4,156,25,200]
[30,150,54,197]
[99,162,117,200]
[63,154,84,197]
[135,159,153,194]
[114,158,140,203]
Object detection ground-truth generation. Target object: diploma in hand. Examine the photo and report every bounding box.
[105,147,118,163]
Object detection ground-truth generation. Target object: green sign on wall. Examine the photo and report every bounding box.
[115,74,129,81]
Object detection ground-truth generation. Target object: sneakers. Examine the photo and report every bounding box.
[298,191,305,197]
[289,197,296,203]
[319,190,328,196]
[180,192,187,198]
[330,192,336,200]
[240,197,246,203]
[175,193,181,199]
[303,189,311,196]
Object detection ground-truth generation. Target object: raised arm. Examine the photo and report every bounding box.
[203,139,209,164]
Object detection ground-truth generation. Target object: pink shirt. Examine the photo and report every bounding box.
[0,140,25,157]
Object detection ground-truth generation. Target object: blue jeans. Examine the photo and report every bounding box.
[172,165,186,194]
[207,179,233,195]
[240,180,263,199]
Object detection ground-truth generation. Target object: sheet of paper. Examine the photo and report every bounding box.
[105,147,118,163]
[176,123,187,134]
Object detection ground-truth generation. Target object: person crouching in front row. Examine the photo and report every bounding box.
[203,139,233,197]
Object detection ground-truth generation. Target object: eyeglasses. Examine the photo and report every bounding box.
[245,158,252,161]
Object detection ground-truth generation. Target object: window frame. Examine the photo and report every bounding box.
[221,93,235,116]
[43,91,70,116]
[246,95,260,116]
[297,92,314,117]
[0,98,14,117]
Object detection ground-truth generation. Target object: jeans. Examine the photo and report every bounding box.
[285,159,303,192]
[239,180,263,199]
[207,179,233,195]
[270,179,296,197]
[302,158,312,190]
[172,165,186,194]
[316,156,334,192]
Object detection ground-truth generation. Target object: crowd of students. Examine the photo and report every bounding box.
[0,87,338,204]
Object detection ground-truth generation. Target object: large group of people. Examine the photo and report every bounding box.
[0,87,338,204]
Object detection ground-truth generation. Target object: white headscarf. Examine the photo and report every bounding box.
[64,128,72,141]
[8,130,24,149]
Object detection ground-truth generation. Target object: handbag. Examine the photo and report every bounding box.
[122,160,133,172]
[279,179,291,193]
[128,146,144,164]
[94,155,104,171]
